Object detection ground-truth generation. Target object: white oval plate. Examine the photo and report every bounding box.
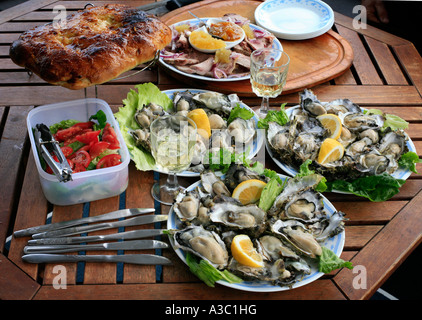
[255,0,334,40]
[167,174,345,292]
[159,18,283,82]
[266,105,416,182]
[154,89,264,177]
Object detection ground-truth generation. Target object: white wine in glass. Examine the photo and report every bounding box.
[250,48,290,117]
[150,115,197,205]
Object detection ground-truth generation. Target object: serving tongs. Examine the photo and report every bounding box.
[34,123,73,182]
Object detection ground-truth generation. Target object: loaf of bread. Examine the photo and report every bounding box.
[9,4,172,89]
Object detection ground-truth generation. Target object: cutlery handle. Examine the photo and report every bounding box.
[24,244,102,254]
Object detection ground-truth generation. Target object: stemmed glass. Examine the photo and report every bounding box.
[250,48,290,118]
[150,115,197,205]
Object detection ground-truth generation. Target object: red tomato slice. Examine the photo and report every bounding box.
[72,150,91,168]
[102,123,120,149]
[72,121,94,129]
[54,126,84,142]
[96,154,121,169]
[89,141,110,159]
[61,146,74,158]
[45,155,74,174]
[73,162,87,173]
[75,130,100,145]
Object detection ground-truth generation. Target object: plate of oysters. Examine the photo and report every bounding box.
[167,165,346,292]
[266,89,417,184]
[116,84,264,177]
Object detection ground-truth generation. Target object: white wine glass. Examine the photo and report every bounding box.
[250,48,290,118]
[150,115,197,205]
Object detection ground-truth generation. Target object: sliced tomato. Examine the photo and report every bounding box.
[89,141,110,159]
[72,121,94,129]
[96,154,121,169]
[71,150,91,168]
[60,146,74,158]
[73,162,87,173]
[102,123,120,149]
[54,126,84,142]
[75,130,100,145]
[45,155,74,174]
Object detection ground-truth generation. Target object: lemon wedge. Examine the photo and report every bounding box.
[317,114,343,140]
[231,234,264,268]
[318,138,345,164]
[232,179,267,205]
[187,108,211,139]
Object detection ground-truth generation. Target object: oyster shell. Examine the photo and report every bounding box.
[209,202,266,237]
[323,98,361,115]
[200,171,231,197]
[173,190,200,222]
[224,163,269,191]
[356,151,398,175]
[227,118,256,145]
[134,102,166,129]
[173,90,197,111]
[192,92,238,117]
[283,189,324,222]
[130,129,151,152]
[256,235,300,261]
[271,220,322,258]
[173,225,229,269]
[377,130,408,159]
[208,114,227,130]
[340,112,384,132]
[300,89,326,116]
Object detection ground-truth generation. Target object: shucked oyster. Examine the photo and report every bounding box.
[271,220,322,258]
[173,190,200,222]
[192,92,239,117]
[340,112,384,132]
[227,118,255,145]
[300,89,326,116]
[210,202,267,237]
[134,102,166,129]
[173,225,229,269]
[224,163,269,191]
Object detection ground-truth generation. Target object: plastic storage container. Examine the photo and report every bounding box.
[27,98,130,206]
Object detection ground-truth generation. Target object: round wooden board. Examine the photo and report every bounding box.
[160,0,354,96]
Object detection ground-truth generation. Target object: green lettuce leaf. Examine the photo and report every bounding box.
[398,151,422,174]
[49,119,80,134]
[89,110,107,130]
[114,83,173,171]
[185,252,242,287]
[296,159,328,193]
[326,173,406,202]
[257,103,289,129]
[258,176,285,212]
[318,247,353,274]
[365,108,409,131]
[227,104,254,124]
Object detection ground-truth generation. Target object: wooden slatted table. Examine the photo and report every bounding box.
[1,0,421,300]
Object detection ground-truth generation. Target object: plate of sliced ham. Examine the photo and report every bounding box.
[159,13,283,82]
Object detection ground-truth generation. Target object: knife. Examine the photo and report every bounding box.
[14,208,155,237]
[22,253,172,265]
[27,229,165,245]
[32,215,168,239]
[23,239,168,254]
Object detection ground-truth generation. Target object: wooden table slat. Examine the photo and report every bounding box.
[334,190,422,299]
[335,24,383,85]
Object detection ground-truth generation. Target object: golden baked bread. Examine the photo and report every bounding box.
[9,4,172,90]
